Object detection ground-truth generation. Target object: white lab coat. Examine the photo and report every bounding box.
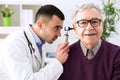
[0,26,63,80]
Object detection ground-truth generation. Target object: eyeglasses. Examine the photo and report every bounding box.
[76,19,102,28]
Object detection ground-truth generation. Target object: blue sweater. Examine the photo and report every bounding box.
[59,40,120,80]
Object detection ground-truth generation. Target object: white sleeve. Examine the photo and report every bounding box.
[2,55,63,80]
[1,47,63,80]
[0,36,63,80]
[33,59,63,80]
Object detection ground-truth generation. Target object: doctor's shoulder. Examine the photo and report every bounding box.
[1,27,25,46]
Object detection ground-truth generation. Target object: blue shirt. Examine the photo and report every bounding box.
[29,25,45,56]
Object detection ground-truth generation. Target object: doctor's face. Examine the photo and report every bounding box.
[40,15,63,44]
[73,8,103,48]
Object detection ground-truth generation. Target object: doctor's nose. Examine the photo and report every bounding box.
[57,31,61,37]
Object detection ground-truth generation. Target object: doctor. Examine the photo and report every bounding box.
[0,5,69,80]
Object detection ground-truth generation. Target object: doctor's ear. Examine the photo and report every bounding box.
[37,21,44,30]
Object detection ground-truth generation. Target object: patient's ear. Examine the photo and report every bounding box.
[73,24,76,31]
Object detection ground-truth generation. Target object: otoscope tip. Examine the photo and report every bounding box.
[64,27,74,31]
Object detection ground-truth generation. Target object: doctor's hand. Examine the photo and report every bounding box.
[55,42,69,64]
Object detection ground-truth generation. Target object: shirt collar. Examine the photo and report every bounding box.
[80,39,102,56]
[29,25,45,46]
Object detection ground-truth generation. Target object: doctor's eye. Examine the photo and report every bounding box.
[55,26,63,31]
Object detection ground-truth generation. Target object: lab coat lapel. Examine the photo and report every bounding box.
[24,26,43,66]
[33,46,43,65]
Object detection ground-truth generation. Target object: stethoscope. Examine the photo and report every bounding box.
[24,30,35,54]
[23,26,73,54]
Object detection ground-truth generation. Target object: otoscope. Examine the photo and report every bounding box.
[64,27,74,42]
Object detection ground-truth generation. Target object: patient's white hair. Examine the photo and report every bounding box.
[73,3,104,23]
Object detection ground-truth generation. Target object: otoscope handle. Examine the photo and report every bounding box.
[64,31,69,42]
[64,27,73,42]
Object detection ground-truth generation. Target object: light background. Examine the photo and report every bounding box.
[40,0,120,55]
[0,0,120,55]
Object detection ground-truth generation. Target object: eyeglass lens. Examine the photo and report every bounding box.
[77,19,101,28]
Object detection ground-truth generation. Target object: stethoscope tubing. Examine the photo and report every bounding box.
[24,30,35,54]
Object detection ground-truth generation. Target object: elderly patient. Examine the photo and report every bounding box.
[58,3,120,80]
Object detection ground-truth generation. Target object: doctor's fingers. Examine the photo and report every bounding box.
[57,42,69,50]
[59,51,69,64]
[56,46,69,57]
[60,45,69,54]
[55,46,69,64]
[56,44,69,54]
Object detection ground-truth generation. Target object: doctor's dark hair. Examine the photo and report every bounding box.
[34,5,65,23]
